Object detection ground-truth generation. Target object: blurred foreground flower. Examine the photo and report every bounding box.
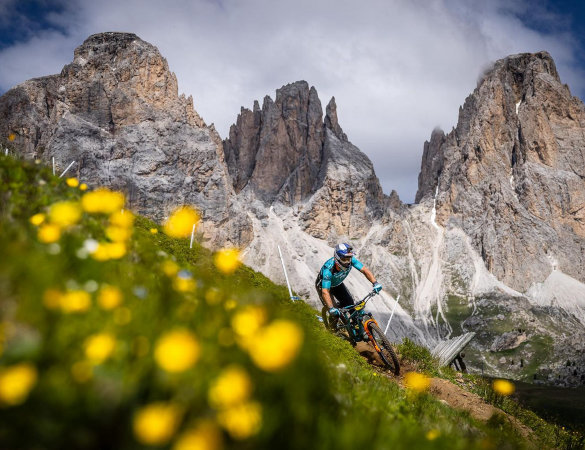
[29,213,45,226]
[150,228,158,234]
[60,290,91,313]
[492,379,515,396]
[404,372,431,393]
[426,429,440,440]
[213,248,241,274]
[79,183,88,191]
[217,401,262,440]
[38,224,61,243]
[109,210,134,228]
[90,242,127,261]
[247,320,303,372]
[85,333,116,364]
[209,366,252,409]
[49,200,82,227]
[0,363,38,406]
[66,177,79,187]
[81,188,125,214]
[155,329,200,373]
[97,285,123,310]
[173,421,223,450]
[163,206,199,238]
[133,402,183,446]
[231,306,267,339]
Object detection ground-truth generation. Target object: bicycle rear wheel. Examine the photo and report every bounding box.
[367,322,400,375]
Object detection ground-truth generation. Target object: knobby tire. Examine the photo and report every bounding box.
[367,322,400,375]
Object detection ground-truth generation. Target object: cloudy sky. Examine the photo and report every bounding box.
[1,0,584,203]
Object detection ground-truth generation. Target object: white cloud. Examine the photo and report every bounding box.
[0,0,583,203]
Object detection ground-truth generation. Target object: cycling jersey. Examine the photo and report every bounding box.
[318,256,363,289]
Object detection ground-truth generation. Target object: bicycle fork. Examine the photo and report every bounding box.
[363,318,382,352]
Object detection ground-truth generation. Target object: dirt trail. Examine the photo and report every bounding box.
[356,343,534,439]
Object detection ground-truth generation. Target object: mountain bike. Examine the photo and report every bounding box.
[322,290,400,375]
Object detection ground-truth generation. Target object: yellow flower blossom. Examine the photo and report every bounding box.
[208,366,252,409]
[0,363,38,406]
[105,225,132,242]
[113,307,132,325]
[173,421,223,450]
[205,288,222,305]
[79,183,88,191]
[217,401,262,440]
[38,223,61,243]
[133,402,183,446]
[163,206,199,238]
[109,210,134,228]
[8,133,15,141]
[81,188,125,214]
[213,248,241,274]
[404,372,431,393]
[224,299,237,311]
[231,306,267,339]
[97,285,123,310]
[247,320,303,372]
[173,276,196,292]
[71,360,93,383]
[29,213,45,226]
[42,288,63,309]
[60,290,91,313]
[150,228,158,234]
[66,177,79,187]
[48,200,82,227]
[85,333,116,364]
[426,429,440,440]
[161,260,180,277]
[154,329,200,373]
[90,242,127,261]
[492,379,515,396]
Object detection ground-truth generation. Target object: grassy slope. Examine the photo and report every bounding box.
[0,154,582,450]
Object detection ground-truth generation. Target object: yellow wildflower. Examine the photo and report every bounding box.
[163,206,199,238]
[97,285,123,310]
[113,307,132,325]
[247,320,303,372]
[90,242,127,261]
[205,288,222,305]
[29,213,45,226]
[217,401,262,440]
[8,133,15,142]
[161,260,180,277]
[213,248,241,274]
[133,402,182,446]
[209,366,252,409]
[426,429,440,440]
[60,290,91,313]
[150,228,158,234]
[404,372,431,393]
[81,188,125,214]
[0,363,38,406]
[42,288,63,309]
[105,225,132,242]
[173,421,222,450]
[48,200,82,227]
[38,223,61,243]
[231,306,267,338]
[79,183,88,191]
[173,276,196,292]
[224,299,237,311]
[492,379,515,396]
[66,177,79,187]
[85,333,116,364]
[71,360,93,383]
[154,329,200,373]
[109,210,134,228]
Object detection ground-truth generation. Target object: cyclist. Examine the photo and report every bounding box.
[315,242,382,320]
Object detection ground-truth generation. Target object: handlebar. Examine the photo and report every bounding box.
[339,289,378,311]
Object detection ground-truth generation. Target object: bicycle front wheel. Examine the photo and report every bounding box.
[367,322,400,375]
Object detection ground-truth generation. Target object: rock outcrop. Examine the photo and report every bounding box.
[0,32,251,247]
[416,52,585,291]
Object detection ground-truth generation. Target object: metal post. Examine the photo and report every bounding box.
[277,245,297,301]
[384,295,400,335]
[59,161,76,178]
[189,223,196,249]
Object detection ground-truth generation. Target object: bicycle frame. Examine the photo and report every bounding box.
[334,290,380,345]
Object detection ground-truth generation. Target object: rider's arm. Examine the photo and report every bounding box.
[360,266,377,284]
[321,288,334,309]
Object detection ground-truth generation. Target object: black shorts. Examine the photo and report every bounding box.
[315,274,354,308]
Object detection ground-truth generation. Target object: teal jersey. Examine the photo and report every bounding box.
[319,257,363,289]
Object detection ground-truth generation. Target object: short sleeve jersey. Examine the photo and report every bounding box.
[319,257,364,289]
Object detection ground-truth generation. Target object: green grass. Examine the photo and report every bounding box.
[0,153,583,449]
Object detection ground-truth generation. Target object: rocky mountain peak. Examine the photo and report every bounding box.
[324,96,347,142]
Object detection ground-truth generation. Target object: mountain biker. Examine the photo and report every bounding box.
[315,243,382,320]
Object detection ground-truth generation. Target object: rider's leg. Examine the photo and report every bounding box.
[330,283,354,308]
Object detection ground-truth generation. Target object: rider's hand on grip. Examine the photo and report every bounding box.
[328,307,340,317]
[373,282,382,293]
